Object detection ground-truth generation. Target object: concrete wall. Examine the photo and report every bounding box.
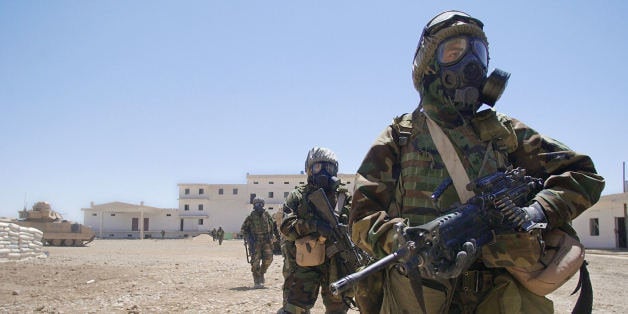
[572,192,628,249]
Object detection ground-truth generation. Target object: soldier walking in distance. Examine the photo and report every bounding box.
[241,197,279,288]
[216,226,225,245]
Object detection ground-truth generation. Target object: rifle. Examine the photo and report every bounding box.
[330,167,544,310]
[243,234,255,263]
[308,189,372,289]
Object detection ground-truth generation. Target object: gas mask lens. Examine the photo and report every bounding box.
[311,162,337,176]
[437,36,488,67]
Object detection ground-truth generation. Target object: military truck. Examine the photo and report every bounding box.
[12,201,95,246]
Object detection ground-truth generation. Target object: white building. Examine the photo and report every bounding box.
[572,192,628,249]
[82,201,185,239]
[177,173,356,235]
[82,173,356,239]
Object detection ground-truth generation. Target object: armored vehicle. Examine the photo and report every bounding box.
[13,201,95,246]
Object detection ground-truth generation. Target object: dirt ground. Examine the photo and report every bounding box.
[1,236,627,314]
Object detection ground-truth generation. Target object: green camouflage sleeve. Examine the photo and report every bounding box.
[506,116,605,228]
[240,215,250,236]
[280,188,318,241]
[349,125,406,258]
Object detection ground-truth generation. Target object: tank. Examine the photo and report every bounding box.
[12,201,95,246]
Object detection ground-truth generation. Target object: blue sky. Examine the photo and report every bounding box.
[1,1,626,223]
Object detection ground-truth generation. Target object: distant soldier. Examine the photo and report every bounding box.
[210,228,217,241]
[241,197,279,288]
[216,226,225,245]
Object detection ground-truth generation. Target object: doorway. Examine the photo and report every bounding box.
[616,217,627,248]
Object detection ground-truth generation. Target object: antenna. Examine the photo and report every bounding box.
[23,192,28,210]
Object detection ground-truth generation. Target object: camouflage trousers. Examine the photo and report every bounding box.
[281,241,348,314]
[375,264,553,314]
[250,240,274,280]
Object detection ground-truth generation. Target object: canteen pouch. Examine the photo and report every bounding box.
[295,235,326,266]
[505,229,585,296]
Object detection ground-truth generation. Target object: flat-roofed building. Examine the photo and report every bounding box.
[82,173,356,239]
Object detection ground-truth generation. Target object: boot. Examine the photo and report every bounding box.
[253,274,263,289]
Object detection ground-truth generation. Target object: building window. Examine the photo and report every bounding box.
[199,188,204,195]
[184,204,189,211]
[185,188,190,195]
[250,193,256,203]
[299,181,305,184]
[284,192,289,198]
[268,192,274,198]
[219,188,224,195]
[233,188,238,195]
[198,204,204,211]
[590,218,599,236]
[92,213,97,216]
[269,181,274,184]
[198,219,204,225]
[284,181,289,184]
[166,214,171,217]
[253,181,259,184]
[110,213,116,217]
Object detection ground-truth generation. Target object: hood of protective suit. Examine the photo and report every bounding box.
[412,12,490,128]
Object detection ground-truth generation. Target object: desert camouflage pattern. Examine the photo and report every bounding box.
[279,183,352,314]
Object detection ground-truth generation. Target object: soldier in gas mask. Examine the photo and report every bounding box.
[278,147,352,314]
[241,197,279,288]
[348,10,604,313]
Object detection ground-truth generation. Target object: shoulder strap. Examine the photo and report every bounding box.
[424,114,475,203]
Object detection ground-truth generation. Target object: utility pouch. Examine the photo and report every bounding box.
[295,235,326,266]
[470,109,518,153]
[505,228,585,296]
[482,230,543,268]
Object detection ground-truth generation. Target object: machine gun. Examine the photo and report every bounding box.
[330,168,544,310]
[308,188,372,292]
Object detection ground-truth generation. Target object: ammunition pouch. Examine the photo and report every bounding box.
[295,235,326,266]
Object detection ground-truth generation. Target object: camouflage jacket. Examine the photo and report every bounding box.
[349,107,605,258]
[241,210,277,241]
[280,183,352,242]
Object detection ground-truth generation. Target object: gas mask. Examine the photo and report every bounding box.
[253,203,264,213]
[309,162,340,191]
[436,36,510,114]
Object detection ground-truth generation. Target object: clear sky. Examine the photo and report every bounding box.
[1,1,627,223]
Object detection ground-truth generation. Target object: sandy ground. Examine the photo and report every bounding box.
[1,236,627,314]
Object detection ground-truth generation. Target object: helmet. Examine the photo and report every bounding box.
[412,10,509,115]
[252,197,265,207]
[304,147,340,191]
[304,147,338,176]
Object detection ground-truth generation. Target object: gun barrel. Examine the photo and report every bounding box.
[330,245,407,296]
